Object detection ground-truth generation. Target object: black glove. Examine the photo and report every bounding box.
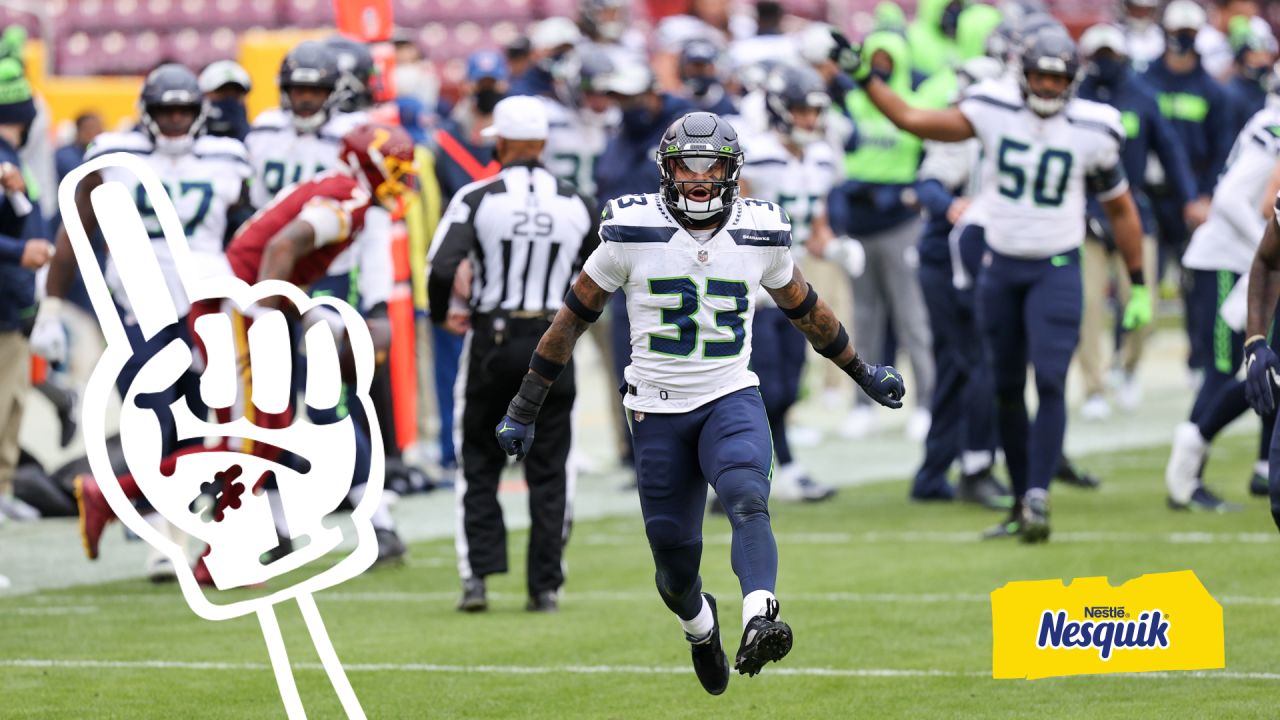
[1245,336,1280,416]
[830,29,865,81]
[849,357,906,409]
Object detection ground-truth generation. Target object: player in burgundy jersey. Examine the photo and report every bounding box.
[76,124,416,573]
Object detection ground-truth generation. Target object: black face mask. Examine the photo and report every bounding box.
[684,75,719,98]
[207,97,249,141]
[1241,63,1270,85]
[1169,32,1198,55]
[474,88,504,115]
[940,3,962,37]
[1090,56,1127,86]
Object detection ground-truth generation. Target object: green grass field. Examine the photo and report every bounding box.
[3,435,1278,719]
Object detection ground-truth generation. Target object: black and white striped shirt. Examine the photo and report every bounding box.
[427,162,599,322]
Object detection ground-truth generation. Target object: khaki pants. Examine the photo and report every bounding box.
[1077,235,1158,397]
[800,253,854,393]
[0,331,29,496]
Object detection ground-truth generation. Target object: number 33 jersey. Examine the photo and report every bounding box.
[958,77,1127,259]
[84,131,251,316]
[583,194,794,413]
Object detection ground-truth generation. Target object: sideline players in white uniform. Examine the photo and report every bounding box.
[38,65,250,578]
[495,112,907,693]
[837,25,1152,542]
[1166,96,1280,509]
[738,64,855,502]
[245,41,366,210]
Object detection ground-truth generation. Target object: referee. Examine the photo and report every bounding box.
[428,95,599,613]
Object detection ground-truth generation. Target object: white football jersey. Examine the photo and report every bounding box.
[740,131,840,248]
[1183,106,1280,274]
[244,108,366,209]
[540,96,609,198]
[85,131,250,316]
[958,78,1127,258]
[583,193,794,413]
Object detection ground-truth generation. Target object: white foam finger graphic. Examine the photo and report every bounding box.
[194,311,236,410]
[91,181,181,339]
[247,309,292,415]
[303,318,341,412]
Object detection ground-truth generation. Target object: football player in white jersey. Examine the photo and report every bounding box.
[37,64,251,577]
[495,112,906,693]
[837,25,1152,542]
[1166,95,1280,510]
[738,64,856,502]
[245,41,366,209]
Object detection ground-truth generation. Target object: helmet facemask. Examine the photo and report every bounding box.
[1018,66,1078,117]
[658,151,740,225]
[142,102,206,155]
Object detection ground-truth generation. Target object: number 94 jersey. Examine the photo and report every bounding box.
[958,77,1128,259]
[84,131,251,316]
[583,193,794,413]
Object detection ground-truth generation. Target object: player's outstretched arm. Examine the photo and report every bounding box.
[1101,190,1151,330]
[496,272,613,460]
[1243,218,1280,415]
[767,266,905,409]
[861,76,975,143]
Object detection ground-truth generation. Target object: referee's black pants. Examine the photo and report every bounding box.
[457,317,575,596]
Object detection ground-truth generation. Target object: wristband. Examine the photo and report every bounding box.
[818,324,850,359]
[563,286,602,323]
[1245,334,1268,351]
[529,351,565,382]
[781,283,818,320]
[1128,269,1144,287]
[841,353,869,384]
[506,372,551,424]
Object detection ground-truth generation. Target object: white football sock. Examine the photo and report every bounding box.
[962,450,994,476]
[742,589,776,628]
[1255,460,1269,477]
[679,594,715,641]
[348,483,395,531]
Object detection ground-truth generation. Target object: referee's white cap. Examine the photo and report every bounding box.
[481,95,549,141]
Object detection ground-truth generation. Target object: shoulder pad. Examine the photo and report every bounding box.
[249,108,289,131]
[1066,99,1125,145]
[962,78,1023,109]
[84,131,152,160]
[600,194,676,243]
[731,198,792,246]
[193,135,249,161]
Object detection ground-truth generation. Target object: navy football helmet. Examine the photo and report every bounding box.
[1017,24,1082,117]
[764,64,830,146]
[656,112,743,226]
[278,40,340,132]
[139,63,207,154]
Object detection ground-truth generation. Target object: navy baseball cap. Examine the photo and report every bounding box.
[466,50,509,83]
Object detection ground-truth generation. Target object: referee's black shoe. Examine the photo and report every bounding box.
[734,598,792,677]
[687,593,729,695]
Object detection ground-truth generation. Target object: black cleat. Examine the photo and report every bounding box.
[1019,494,1050,544]
[1168,486,1242,513]
[457,577,487,612]
[1249,471,1269,497]
[958,469,1014,511]
[374,528,407,566]
[687,593,729,695]
[1056,456,1101,489]
[734,598,792,677]
[526,590,559,613]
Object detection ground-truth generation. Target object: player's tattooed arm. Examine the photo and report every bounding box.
[528,272,612,385]
[862,76,976,142]
[766,265,856,367]
[48,169,105,299]
[258,219,316,284]
[1246,217,1280,339]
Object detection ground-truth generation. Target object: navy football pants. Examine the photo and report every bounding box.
[1186,269,1243,424]
[631,388,778,621]
[751,307,807,466]
[978,250,1081,498]
[914,253,997,494]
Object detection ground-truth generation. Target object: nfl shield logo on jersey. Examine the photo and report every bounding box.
[697,249,709,264]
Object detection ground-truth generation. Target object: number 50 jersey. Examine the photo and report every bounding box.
[958,77,1128,259]
[583,194,794,414]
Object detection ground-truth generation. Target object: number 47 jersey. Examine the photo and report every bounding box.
[958,77,1128,259]
[583,193,794,414]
